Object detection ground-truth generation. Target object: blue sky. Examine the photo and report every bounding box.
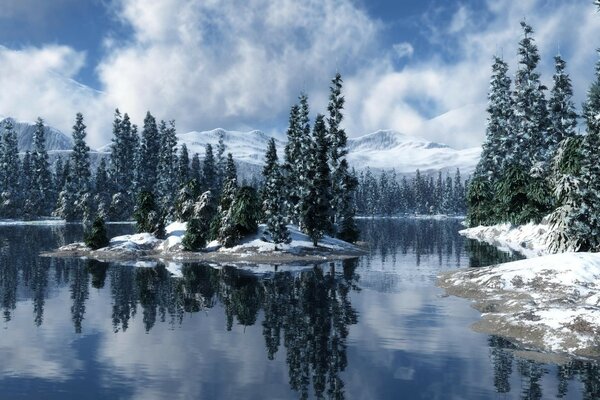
[0,0,598,149]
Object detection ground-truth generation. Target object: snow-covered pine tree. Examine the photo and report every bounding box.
[191,152,201,185]
[301,114,332,246]
[182,191,215,251]
[30,118,54,216]
[261,138,291,246]
[202,144,216,193]
[442,173,454,215]
[156,120,178,217]
[84,216,109,250]
[174,178,201,221]
[177,143,190,187]
[64,113,93,221]
[137,112,160,193]
[94,157,111,220]
[133,191,164,236]
[213,155,238,242]
[219,186,261,247]
[452,169,465,214]
[20,151,34,218]
[548,55,578,153]
[335,158,359,242]
[109,111,137,220]
[54,175,78,222]
[513,21,551,167]
[475,56,514,181]
[0,120,21,217]
[215,131,226,195]
[326,73,354,228]
[283,103,302,225]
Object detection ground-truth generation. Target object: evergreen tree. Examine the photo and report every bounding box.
[156,120,178,217]
[174,179,202,221]
[475,56,514,181]
[84,216,109,250]
[283,103,302,224]
[191,153,202,186]
[548,55,578,151]
[262,138,291,246]
[137,112,160,193]
[133,191,164,236]
[177,143,190,187]
[70,113,91,193]
[513,21,550,168]
[0,120,21,217]
[215,131,226,194]
[20,151,35,218]
[94,158,111,220]
[182,191,215,251]
[301,115,332,246]
[335,159,359,242]
[202,144,216,192]
[213,157,238,242]
[30,118,54,216]
[109,111,137,220]
[219,186,260,247]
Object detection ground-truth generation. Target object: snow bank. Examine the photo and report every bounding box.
[459,222,551,258]
[438,252,600,357]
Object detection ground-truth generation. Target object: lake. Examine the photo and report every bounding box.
[0,219,598,399]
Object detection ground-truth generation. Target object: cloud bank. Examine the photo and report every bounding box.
[0,0,598,149]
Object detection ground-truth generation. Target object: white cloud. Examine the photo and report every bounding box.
[393,42,414,59]
[0,0,599,150]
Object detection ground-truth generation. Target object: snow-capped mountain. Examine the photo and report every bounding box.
[0,117,480,174]
[177,128,285,166]
[0,117,73,152]
[346,130,480,174]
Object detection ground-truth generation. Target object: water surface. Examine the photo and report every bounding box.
[0,220,598,399]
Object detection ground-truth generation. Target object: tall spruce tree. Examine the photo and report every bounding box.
[326,73,352,228]
[213,154,238,242]
[262,138,291,246]
[157,120,178,216]
[68,113,92,220]
[301,114,332,246]
[31,118,54,216]
[202,144,216,193]
[109,110,137,220]
[0,120,21,216]
[283,103,302,224]
[215,131,226,194]
[177,144,190,187]
[137,112,160,193]
[512,21,550,167]
[191,152,201,185]
[548,55,578,151]
[94,157,111,220]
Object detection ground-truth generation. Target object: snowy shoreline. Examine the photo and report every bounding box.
[440,222,600,358]
[41,222,365,266]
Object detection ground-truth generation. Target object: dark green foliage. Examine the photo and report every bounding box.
[219,186,261,247]
[175,179,202,221]
[182,191,215,251]
[134,191,164,236]
[466,176,494,226]
[84,216,110,250]
[138,112,160,192]
[261,139,291,246]
[301,115,332,246]
[177,144,190,187]
[202,144,216,192]
[495,164,551,225]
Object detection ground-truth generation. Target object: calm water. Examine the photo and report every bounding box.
[0,219,598,399]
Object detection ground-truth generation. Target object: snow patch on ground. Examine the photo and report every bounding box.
[459,222,551,258]
[439,252,600,357]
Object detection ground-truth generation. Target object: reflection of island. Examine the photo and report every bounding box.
[2,249,360,398]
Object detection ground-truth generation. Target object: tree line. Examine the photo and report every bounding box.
[0,73,358,248]
[467,14,600,252]
[355,168,467,216]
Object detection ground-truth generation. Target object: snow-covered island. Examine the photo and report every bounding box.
[42,221,365,265]
[438,221,600,358]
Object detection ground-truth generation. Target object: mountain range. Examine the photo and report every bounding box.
[1,117,480,176]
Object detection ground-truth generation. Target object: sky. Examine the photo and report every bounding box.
[0,0,599,149]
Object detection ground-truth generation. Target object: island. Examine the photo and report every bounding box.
[42,221,366,266]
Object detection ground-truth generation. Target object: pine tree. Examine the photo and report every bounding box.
[202,144,216,192]
[262,138,291,246]
[475,56,514,181]
[301,115,332,246]
[156,120,178,217]
[70,113,91,193]
[133,191,164,236]
[190,152,201,185]
[182,191,215,251]
[137,112,160,193]
[84,216,109,250]
[30,118,54,216]
[513,21,550,168]
[215,131,226,194]
[335,159,359,242]
[548,55,578,151]
[213,157,238,242]
[54,175,78,221]
[109,111,137,220]
[0,120,21,217]
[219,186,260,247]
[283,103,302,224]
[174,178,202,221]
[94,158,111,220]
[20,151,34,218]
[177,144,190,187]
